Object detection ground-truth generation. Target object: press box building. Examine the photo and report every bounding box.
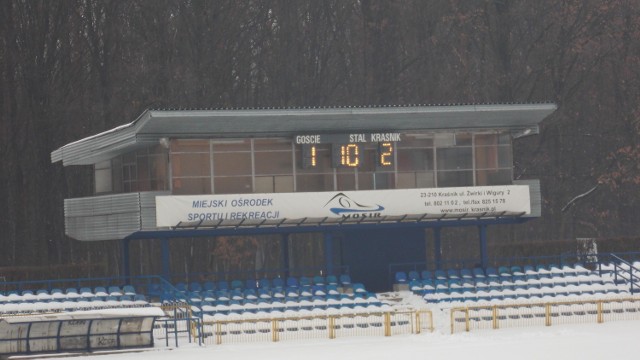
[51,103,556,290]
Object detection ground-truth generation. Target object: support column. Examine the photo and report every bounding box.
[433,227,442,270]
[324,232,334,276]
[478,224,488,269]
[122,238,131,283]
[281,233,290,279]
[161,237,171,282]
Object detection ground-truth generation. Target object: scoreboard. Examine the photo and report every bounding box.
[295,132,402,169]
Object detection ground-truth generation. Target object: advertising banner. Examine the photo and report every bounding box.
[156,185,531,227]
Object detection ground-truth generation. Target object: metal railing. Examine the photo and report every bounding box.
[450,297,640,334]
[200,310,433,345]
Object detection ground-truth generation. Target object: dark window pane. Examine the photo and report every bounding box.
[296,174,334,192]
[173,178,211,195]
[214,176,252,194]
[255,151,293,175]
[437,170,474,187]
[172,153,211,177]
[213,152,251,176]
[436,147,472,170]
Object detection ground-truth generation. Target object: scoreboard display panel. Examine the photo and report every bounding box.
[296,132,401,169]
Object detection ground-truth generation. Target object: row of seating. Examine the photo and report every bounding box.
[174,274,352,293]
[0,294,149,314]
[396,263,592,284]
[410,274,612,294]
[165,283,367,304]
[0,285,138,303]
[192,293,384,316]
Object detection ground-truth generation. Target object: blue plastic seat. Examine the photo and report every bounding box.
[326,275,338,286]
[447,269,460,279]
[271,278,285,290]
[421,270,433,280]
[395,272,408,284]
[258,288,271,299]
[230,280,244,290]
[339,274,352,286]
[244,288,258,300]
[286,277,299,288]
[122,285,136,296]
[313,276,325,286]
[460,268,474,279]
[245,279,258,290]
[485,267,499,279]
[434,270,447,280]
[257,278,271,289]
[203,281,216,291]
[409,280,423,292]
[175,282,188,292]
[408,271,420,281]
[189,282,202,292]
[217,280,229,290]
[352,283,366,293]
[472,268,486,279]
[230,289,244,300]
[299,277,312,288]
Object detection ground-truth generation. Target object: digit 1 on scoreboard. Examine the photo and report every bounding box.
[378,142,393,167]
[302,144,318,168]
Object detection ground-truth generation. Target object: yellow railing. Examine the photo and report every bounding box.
[450,296,640,334]
[202,310,433,345]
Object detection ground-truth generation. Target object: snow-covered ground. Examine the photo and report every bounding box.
[75,320,638,360]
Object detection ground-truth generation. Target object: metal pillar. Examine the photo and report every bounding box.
[161,237,171,282]
[281,233,290,279]
[433,227,443,270]
[478,225,488,269]
[122,238,131,282]
[324,232,334,276]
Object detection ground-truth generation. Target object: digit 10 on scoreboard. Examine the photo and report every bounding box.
[302,142,394,169]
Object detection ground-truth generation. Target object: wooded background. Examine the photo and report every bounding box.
[1,0,640,280]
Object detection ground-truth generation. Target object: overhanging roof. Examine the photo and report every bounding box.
[51,103,557,166]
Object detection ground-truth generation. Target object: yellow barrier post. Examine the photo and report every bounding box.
[450,309,455,334]
[329,316,335,339]
[492,305,499,329]
[272,320,279,342]
[465,308,470,332]
[216,322,222,345]
[384,312,391,337]
[597,302,603,324]
[415,312,421,334]
[545,304,551,326]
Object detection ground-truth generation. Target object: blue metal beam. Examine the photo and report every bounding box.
[126,217,529,241]
[478,225,488,268]
[433,227,442,270]
[324,233,334,276]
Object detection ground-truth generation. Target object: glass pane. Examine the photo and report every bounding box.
[397,173,416,189]
[475,133,497,146]
[255,151,293,175]
[254,176,274,193]
[476,169,512,186]
[274,176,294,193]
[436,147,472,170]
[254,138,292,151]
[375,172,395,189]
[171,139,209,153]
[455,133,472,146]
[437,170,474,187]
[497,145,513,168]
[211,139,251,152]
[296,174,334,192]
[95,168,112,193]
[398,149,433,171]
[398,134,433,148]
[336,173,356,191]
[358,172,374,190]
[172,153,211,177]
[213,152,251,176]
[214,176,252,194]
[173,178,211,195]
[475,145,498,170]
[416,171,435,188]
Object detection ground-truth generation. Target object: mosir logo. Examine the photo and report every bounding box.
[324,193,385,219]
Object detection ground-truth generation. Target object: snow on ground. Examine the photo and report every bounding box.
[75,320,638,360]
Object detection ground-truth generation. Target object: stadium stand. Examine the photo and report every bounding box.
[395,261,636,306]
